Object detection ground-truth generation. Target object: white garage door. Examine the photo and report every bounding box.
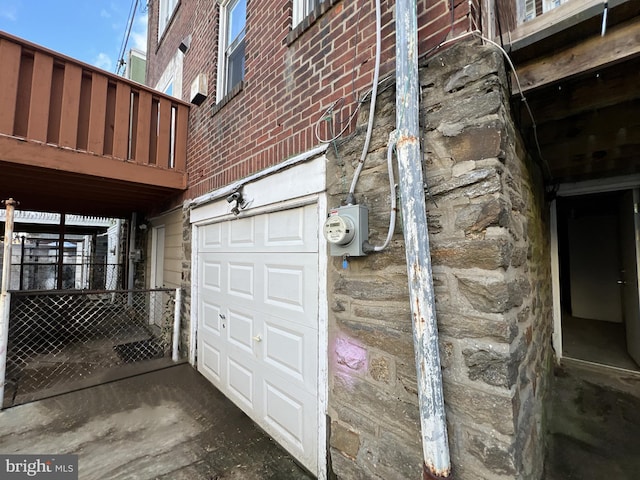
[196,204,319,473]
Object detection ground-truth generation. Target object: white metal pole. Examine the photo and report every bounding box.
[127,212,137,306]
[172,287,182,361]
[395,2,451,478]
[0,198,17,407]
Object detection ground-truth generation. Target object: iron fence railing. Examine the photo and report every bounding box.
[3,288,178,407]
[9,263,123,291]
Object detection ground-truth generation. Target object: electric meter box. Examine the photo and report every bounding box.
[323,204,369,256]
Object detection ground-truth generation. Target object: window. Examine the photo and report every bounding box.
[159,0,179,39]
[520,0,568,23]
[217,0,246,100]
[293,0,321,27]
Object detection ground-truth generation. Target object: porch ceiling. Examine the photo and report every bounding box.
[517,56,640,184]
[0,160,181,218]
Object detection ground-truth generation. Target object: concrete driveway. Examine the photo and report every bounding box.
[0,364,314,479]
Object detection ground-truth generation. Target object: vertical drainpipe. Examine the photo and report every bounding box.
[395,1,452,478]
[57,213,66,290]
[127,212,137,306]
[0,198,17,407]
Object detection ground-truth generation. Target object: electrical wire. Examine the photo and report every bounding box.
[365,131,398,252]
[346,0,381,205]
[420,29,553,183]
[115,0,140,75]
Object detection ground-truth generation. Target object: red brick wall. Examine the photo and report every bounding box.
[146,0,479,201]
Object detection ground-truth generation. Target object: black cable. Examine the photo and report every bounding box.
[115,0,140,75]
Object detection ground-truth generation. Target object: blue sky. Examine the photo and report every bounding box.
[0,0,148,74]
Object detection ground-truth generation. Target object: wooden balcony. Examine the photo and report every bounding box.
[0,31,189,218]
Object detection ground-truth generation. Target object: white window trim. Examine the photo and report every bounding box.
[292,0,321,27]
[155,51,183,100]
[216,0,245,102]
[158,0,179,40]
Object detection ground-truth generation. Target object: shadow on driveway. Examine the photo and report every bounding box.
[0,363,315,479]
[545,359,640,480]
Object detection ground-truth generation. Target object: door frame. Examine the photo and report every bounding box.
[189,153,328,479]
[550,174,640,362]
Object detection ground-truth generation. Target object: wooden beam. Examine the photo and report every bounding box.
[522,59,640,126]
[507,0,604,51]
[514,16,640,94]
[0,133,187,190]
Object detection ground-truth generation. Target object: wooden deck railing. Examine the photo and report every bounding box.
[0,31,189,175]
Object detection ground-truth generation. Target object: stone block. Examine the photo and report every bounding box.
[431,237,512,270]
[331,372,422,437]
[376,429,423,480]
[430,167,499,197]
[330,422,361,459]
[443,381,515,435]
[334,275,409,301]
[351,302,412,330]
[465,430,516,476]
[456,273,527,314]
[368,354,394,385]
[334,337,367,372]
[444,127,503,164]
[437,309,517,342]
[336,317,414,362]
[330,447,379,480]
[463,347,514,388]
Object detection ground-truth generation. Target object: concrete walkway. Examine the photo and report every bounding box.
[545,359,640,480]
[0,364,314,479]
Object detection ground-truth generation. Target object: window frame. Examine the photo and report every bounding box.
[292,0,321,27]
[216,0,246,102]
[158,0,179,40]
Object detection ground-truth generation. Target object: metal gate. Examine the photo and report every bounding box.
[3,288,179,408]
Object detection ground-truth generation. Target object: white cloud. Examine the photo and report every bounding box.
[131,12,148,52]
[94,52,112,71]
[100,9,111,19]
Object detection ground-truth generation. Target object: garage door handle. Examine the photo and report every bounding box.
[252,335,262,343]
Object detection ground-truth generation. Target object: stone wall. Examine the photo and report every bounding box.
[326,39,553,479]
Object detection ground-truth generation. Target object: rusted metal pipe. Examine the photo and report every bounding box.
[395,1,452,478]
[0,198,17,407]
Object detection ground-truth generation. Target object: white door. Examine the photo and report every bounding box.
[197,204,319,473]
[622,189,640,365]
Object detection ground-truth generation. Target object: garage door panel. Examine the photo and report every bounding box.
[263,317,317,390]
[201,222,222,250]
[264,264,305,311]
[227,308,255,354]
[200,340,222,384]
[229,215,257,247]
[202,259,222,291]
[227,356,255,409]
[264,381,304,448]
[264,256,318,325]
[262,378,318,468]
[264,205,317,251]
[202,301,222,335]
[228,262,255,299]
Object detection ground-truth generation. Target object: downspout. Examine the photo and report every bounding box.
[56,213,66,290]
[395,1,451,478]
[127,212,137,306]
[0,198,17,407]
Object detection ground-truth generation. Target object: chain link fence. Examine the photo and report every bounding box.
[3,288,178,407]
